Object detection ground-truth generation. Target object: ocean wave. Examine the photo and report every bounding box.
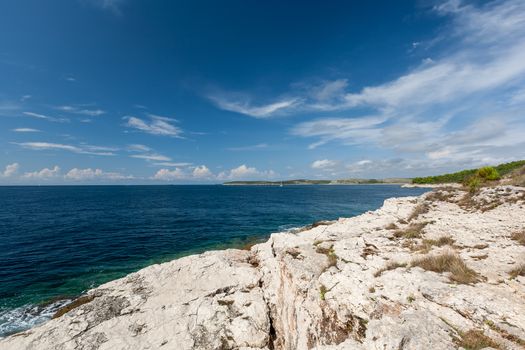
[277,224,303,233]
[0,299,71,338]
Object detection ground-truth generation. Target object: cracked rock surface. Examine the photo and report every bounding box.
[1,186,524,349]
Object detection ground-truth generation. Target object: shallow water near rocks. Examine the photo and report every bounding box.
[0,184,427,336]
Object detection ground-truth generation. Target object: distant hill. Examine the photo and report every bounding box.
[222,178,412,186]
[412,160,525,184]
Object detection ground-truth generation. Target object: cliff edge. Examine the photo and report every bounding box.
[1,186,524,349]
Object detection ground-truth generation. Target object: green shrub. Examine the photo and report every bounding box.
[466,176,481,193]
[476,166,500,181]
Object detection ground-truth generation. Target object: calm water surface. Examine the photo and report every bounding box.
[0,185,427,336]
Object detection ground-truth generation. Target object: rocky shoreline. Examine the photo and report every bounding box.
[1,186,524,350]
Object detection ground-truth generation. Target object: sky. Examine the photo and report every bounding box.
[1,0,525,184]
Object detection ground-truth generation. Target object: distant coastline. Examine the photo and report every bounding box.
[222,178,412,186]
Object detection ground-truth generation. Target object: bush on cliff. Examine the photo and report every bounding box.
[476,166,500,181]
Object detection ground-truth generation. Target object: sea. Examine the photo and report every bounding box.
[0,184,428,336]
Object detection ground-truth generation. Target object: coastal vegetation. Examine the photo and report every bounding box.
[411,252,480,284]
[511,230,525,245]
[412,160,525,184]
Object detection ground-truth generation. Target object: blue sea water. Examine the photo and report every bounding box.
[0,185,427,336]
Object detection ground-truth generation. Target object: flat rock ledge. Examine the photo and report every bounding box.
[2,186,525,350]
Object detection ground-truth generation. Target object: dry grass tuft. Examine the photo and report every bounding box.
[394,221,430,239]
[485,319,525,347]
[410,236,456,253]
[373,261,407,277]
[361,243,379,259]
[511,231,525,246]
[316,245,338,268]
[407,203,430,222]
[424,236,455,247]
[509,264,525,279]
[384,222,398,230]
[426,189,457,203]
[286,248,302,259]
[457,329,500,350]
[472,243,489,249]
[411,252,480,284]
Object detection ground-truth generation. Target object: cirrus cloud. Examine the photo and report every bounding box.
[124,115,183,137]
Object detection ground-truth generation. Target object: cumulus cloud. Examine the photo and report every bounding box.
[192,165,213,178]
[218,164,276,180]
[152,165,213,181]
[2,163,19,177]
[65,168,131,180]
[124,115,183,137]
[22,166,60,179]
[152,168,186,181]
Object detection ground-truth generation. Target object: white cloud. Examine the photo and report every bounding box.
[22,166,60,179]
[204,0,525,171]
[208,95,300,118]
[311,159,337,170]
[65,168,130,180]
[23,112,69,123]
[289,0,525,169]
[12,128,40,132]
[2,163,19,177]
[152,165,214,181]
[127,143,174,163]
[56,106,105,116]
[127,144,152,152]
[15,142,116,156]
[310,79,348,102]
[291,116,387,149]
[356,160,372,166]
[218,164,276,180]
[226,143,268,151]
[152,168,186,181]
[130,153,171,162]
[153,162,192,167]
[124,115,183,137]
[229,164,259,178]
[192,165,213,178]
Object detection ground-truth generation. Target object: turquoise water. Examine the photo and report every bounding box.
[0,185,427,336]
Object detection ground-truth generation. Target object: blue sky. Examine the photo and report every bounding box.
[1,0,525,184]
